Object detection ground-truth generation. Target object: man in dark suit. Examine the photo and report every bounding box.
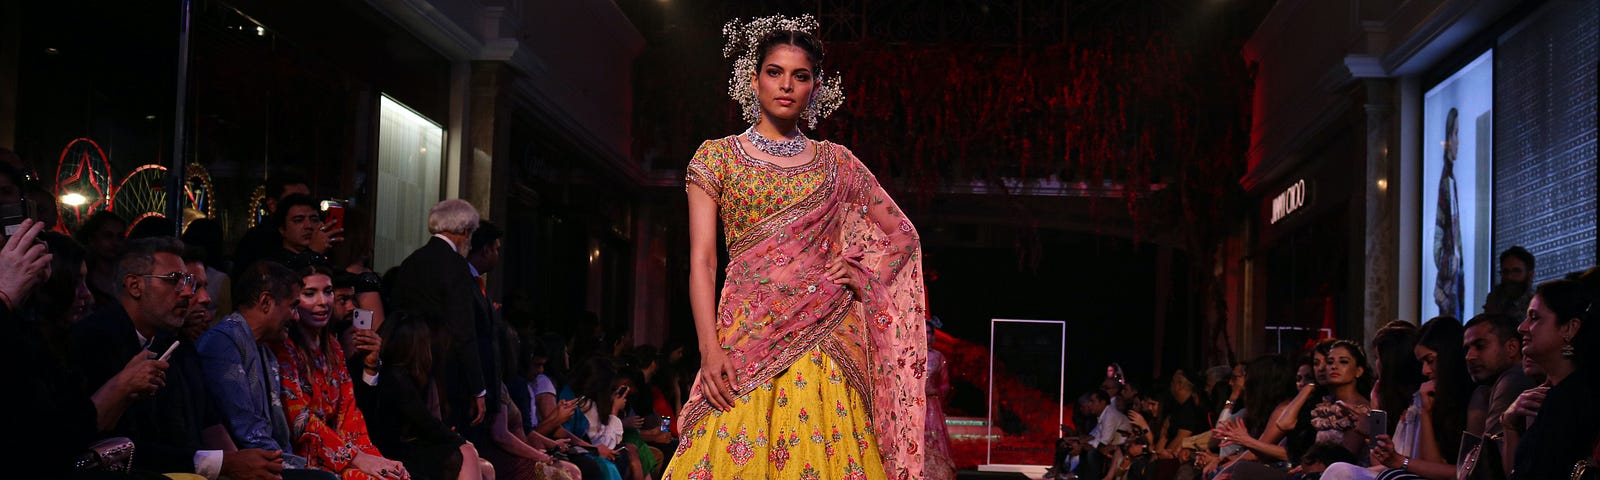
[390,199,499,436]
[71,236,283,479]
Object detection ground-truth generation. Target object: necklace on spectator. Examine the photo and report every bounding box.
[744,126,808,157]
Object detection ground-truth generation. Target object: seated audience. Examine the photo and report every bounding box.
[1457,312,1535,479]
[181,218,233,317]
[486,388,582,480]
[559,357,630,480]
[181,247,218,343]
[1048,428,1106,480]
[1502,279,1600,479]
[1367,321,1425,456]
[365,313,488,480]
[1085,389,1132,451]
[1282,340,1371,475]
[273,265,405,478]
[1212,354,1300,477]
[71,236,284,478]
[1334,317,1473,479]
[76,210,129,306]
[9,219,157,477]
[35,231,95,362]
[199,261,341,479]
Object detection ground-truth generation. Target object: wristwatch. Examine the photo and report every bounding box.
[1401,456,1411,471]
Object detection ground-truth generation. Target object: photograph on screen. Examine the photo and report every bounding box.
[1422,50,1493,322]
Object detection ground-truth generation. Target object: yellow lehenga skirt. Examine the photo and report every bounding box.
[661,348,888,480]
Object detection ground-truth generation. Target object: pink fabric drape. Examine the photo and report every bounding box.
[681,141,929,479]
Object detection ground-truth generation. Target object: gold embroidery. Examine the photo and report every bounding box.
[679,298,854,433]
[726,142,840,259]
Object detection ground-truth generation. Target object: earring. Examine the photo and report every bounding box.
[802,103,818,129]
[1562,336,1577,359]
[747,101,761,125]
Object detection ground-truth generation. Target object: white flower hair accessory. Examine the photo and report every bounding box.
[723,14,845,128]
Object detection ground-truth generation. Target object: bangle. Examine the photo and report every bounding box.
[1401,456,1410,471]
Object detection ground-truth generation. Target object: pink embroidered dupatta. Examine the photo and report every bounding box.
[682,139,928,479]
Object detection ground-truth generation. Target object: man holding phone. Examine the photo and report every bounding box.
[72,238,285,479]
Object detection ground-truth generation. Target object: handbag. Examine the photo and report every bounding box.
[1457,432,1504,480]
[1572,438,1600,480]
[72,437,135,473]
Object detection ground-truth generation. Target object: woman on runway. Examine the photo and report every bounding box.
[661,14,930,480]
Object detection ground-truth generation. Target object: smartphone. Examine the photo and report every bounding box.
[158,341,180,362]
[1,198,35,237]
[353,308,374,330]
[319,200,345,230]
[1368,409,1389,438]
[615,385,631,397]
[660,417,672,433]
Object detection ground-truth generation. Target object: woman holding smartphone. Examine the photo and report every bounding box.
[557,357,631,480]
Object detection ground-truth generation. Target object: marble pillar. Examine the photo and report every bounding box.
[1361,79,1400,338]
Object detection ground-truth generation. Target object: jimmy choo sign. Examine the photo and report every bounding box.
[1270,179,1308,224]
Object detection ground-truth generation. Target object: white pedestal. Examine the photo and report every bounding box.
[976,464,1050,479]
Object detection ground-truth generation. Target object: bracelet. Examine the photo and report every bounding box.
[1401,456,1410,471]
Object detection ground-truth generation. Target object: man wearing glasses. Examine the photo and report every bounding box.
[71,237,285,479]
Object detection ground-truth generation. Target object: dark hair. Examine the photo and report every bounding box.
[1087,389,1111,404]
[1499,246,1535,274]
[127,216,176,240]
[499,323,522,384]
[182,246,207,266]
[1370,320,1424,433]
[470,220,503,254]
[1242,354,1297,434]
[381,311,433,388]
[115,237,187,291]
[520,328,548,378]
[1465,313,1521,345]
[37,232,88,324]
[266,173,308,202]
[331,270,359,290]
[232,261,301,309]
[1416,317,1473,460]
[628,345,660,372]
[272,194,320,231]
[540,333,571,386]
[1533,279,1598,369]
[180,218,227,271]
[1317,339,1374,395]
[287,264,339,366]
[618,365,652,418]
[570,356,620,417]
[75,211,127,245]
[755,29,826,72]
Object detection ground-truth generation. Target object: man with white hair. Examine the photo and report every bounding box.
[389,199,499,438]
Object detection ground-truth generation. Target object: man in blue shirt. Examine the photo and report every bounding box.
[198,260,330,478]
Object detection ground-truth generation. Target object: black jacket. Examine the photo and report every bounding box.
[70,303,218,474]
[389,237,501,429]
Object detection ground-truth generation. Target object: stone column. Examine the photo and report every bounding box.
[1361,79,1400,337]
[461,61,514,297]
